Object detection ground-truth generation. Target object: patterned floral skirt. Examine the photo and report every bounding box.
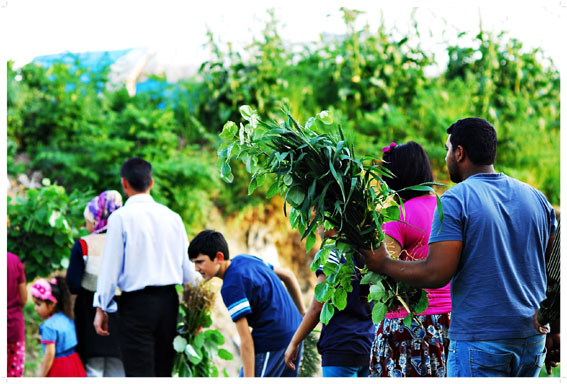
[369,313,451,377]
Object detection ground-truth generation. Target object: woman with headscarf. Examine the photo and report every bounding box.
[65,190,125,377]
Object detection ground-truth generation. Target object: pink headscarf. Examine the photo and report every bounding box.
[30,278,58,303]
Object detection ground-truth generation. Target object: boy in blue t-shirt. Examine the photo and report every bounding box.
[188,230,305,377]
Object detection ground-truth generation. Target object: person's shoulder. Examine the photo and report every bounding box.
[440,181,467,200]
[80,233,104,241]
[506,175,553,204]
[152,200,184,220]
[226,255,267,278]
[442,174,494,199]
[230,254,261,269]
[7,252,22,266]
[53,312,74,326]
[42,314,59,328]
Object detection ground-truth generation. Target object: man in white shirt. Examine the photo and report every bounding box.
[93,157,198,376]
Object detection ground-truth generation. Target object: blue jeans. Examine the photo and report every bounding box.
[447,334,546,377]
[322,365,369,377]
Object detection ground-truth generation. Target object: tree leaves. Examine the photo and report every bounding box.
[7,182,85,281]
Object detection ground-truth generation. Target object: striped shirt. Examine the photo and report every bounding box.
[537,218,560,325]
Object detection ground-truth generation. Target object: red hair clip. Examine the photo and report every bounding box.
[382,142,397,153]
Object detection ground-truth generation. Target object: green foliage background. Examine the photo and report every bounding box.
[7,8,560,277]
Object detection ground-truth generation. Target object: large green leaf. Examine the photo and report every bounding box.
[185,344,202,365]
[239,105,253,119]
[305,231,317,252]
[372,302,387,324]
[220,121,238,140]
[173,336,188,353]
[321,302,335,325]
[286,185,305,207]
[368,282,386,301]
[193,331,205,350]
[266,181,279,199]
[360,271,386,285]
[332,287,347,310]
[381,205,400,222]
[415,289,429,314]
[314,282,328,302]
[403,313,413,327]
[220,162,233,183]
[218,348,234,360]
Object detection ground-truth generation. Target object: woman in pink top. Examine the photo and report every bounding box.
[7,252,27,377]
[369,141,451,377]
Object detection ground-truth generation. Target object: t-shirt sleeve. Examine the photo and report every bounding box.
[429,193,464,243]
[221,275,252,322]
[39,322,57,344]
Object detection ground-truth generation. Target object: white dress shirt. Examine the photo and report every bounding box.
[93,193,199,312]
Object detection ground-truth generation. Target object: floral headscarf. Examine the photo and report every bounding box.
[83,190,123,234]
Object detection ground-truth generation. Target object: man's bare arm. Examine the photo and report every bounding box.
[360,240,462,288]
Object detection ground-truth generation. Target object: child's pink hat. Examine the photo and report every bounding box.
[30,278,58,303]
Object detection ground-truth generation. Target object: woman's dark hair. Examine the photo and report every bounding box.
[188,230,230,261]
[382,141,434,201]
[50,276,73,319]
[447,117,497,165]
[120,157,153,192]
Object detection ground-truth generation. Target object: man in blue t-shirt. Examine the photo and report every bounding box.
[188,230,305,377]
[361,118,556,377]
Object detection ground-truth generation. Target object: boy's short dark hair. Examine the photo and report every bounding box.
[447,118,497,166]
[382,141,434,201]
[188,230,230,261]
[120,158,153,192]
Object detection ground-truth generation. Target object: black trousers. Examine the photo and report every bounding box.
[118,285,179,377]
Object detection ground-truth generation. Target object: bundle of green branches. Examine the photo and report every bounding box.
[172,282,233,377]
[299,331,321,377]
[218,104,436,326]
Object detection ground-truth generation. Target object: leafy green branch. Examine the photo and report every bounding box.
[218,104,439,326]
[172,283,233,377]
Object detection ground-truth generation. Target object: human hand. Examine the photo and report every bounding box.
[359,243,389,273]
[545,332,560,375]
[93,307,110,336]
[533,310,550,334]
[284,341,299,370]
